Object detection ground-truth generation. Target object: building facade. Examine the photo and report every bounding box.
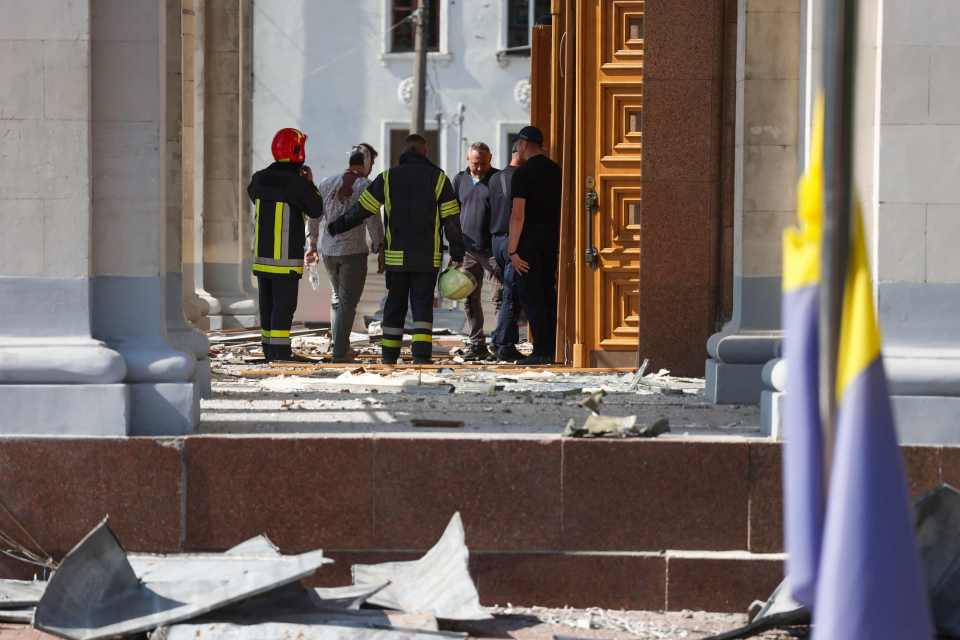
[1,0,959,440]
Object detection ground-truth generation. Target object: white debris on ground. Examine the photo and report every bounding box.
[479,606,804,640]
[202,360,761,436]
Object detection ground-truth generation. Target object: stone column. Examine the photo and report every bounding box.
[705,0,800,404]
[0,1,129,434]
[181,0,211,330]
[201,0,257,329]
[165,0,211,399]
[90,0,197,435]
[873,0,960,443]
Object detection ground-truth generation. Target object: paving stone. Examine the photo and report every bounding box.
[563,440,749,551]
[901,445,942,498]
[372,438,562,551]
[0,439,182,561]
[666,555,783,613]
[748,442,783,553]
[184,437,374,552]
[474,553,666,610]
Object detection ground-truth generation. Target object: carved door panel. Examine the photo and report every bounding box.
[574,0,643,367]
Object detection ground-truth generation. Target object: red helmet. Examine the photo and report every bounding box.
[271,128,307,163]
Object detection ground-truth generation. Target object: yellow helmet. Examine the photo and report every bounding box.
[438,266,477,300]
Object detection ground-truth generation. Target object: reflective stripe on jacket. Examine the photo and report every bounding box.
[247,162,325,278]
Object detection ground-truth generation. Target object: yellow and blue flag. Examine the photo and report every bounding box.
[810,182,933,639]
[783,99,934,637]
[780,100,826,609]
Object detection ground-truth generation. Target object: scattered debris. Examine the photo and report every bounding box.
[332,371,454,394]
[34,519,331,640]
[313,582,392,610]
[578,389,607,415]
[0,579,45,608]
[703,580,808,639]
[626,358,651,392]
[154,619,465,640]
[353,513,491,621]
[0,608,34,623]
[410,419,465,429]
[565,415,670,439]
[25,513,493,640]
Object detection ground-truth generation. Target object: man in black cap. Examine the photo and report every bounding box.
[507,126,561,365]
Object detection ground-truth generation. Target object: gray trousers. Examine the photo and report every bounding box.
[322,253,368,357]
[462,249,499,346]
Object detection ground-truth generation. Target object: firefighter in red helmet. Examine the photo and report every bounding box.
[246,128,324,361]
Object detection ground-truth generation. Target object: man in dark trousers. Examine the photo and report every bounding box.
[508,126,561,365]
[327,134,465,365]
[488,141,525,362]
[452,142,499,361]
[247,127,325,362]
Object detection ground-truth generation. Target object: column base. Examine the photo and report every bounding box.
[207,314,258,330]
[704,330,781,405]
[194,358,212,399]
[761,390,784,439]
[705,360,767,404]
[0,384,129,435]
[130,382,198,436]
[891,396,960,445]
[761,391,960,444]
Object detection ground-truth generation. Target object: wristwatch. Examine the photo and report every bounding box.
[509,251,518,257]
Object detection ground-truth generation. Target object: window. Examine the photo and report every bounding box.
[389,128,440,167]
[506,131,522,156]
[390,0,440,53]
[499,123,525,164]
[506,0,551,50]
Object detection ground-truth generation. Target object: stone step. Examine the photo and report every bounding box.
[0,436,949,611]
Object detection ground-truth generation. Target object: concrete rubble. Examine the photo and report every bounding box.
[203,331,762,436]
[14,513,488,640]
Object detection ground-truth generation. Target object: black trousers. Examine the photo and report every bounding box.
[257,275,300,360]
[382,270,436,363]
[515,248,558,359]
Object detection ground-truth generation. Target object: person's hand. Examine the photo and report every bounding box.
[301,165,314,183]
[377,250,386,274]
[510,252,529,274]
[304,248,319,265]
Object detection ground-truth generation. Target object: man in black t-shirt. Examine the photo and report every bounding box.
[507,126,561,365]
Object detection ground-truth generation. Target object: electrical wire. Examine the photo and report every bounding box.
[262,11,417,92]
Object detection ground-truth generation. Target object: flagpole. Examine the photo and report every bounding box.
[819,0,857,481]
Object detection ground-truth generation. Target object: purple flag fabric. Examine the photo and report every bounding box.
[811,359,934,638]
[809,208,933,638]
[780,100,826,608]
[781,283,823,608]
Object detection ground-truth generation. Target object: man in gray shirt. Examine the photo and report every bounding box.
[306,143,385,362]
[452,142,499,361]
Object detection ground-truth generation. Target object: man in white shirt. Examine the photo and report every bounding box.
[306,143,385,363]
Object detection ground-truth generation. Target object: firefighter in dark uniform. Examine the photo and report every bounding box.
[247,127,325,361]
[327,134,465,365]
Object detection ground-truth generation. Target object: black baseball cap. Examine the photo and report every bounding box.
[517,125,544,146]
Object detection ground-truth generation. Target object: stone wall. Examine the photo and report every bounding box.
[0,435,951,612]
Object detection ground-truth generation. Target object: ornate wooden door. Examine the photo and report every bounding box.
[572,0,644,368]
